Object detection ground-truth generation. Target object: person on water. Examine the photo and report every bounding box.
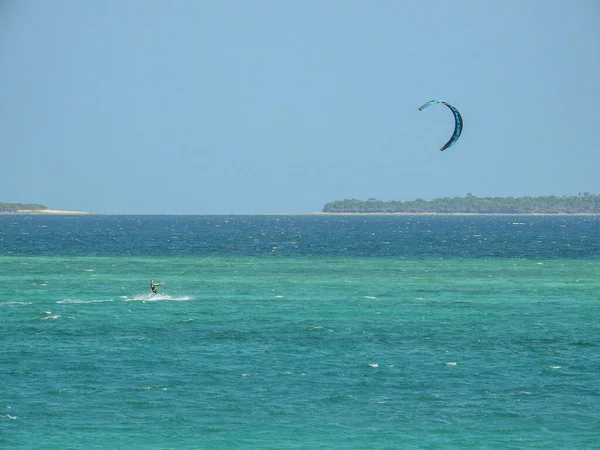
[150,280,162,295]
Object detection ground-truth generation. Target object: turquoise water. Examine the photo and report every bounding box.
[1,215,599,448]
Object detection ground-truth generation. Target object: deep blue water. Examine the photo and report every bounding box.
[3,214,599,259]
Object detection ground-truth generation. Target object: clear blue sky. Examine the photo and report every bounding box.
[1,0,599,214]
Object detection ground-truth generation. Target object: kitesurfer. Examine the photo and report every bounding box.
[150,280,162,295]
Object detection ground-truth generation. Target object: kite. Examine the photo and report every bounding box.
[418,100,463,151]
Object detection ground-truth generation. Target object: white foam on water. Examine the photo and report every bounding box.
[41,314,60,320]
[57,299,114,304]
[135,385,167,391]
[125,293,192,302]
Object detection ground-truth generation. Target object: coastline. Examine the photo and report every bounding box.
[329,213,600,216]
[2,210,598,216]
[278,212,600,216]
[2,209,89,215]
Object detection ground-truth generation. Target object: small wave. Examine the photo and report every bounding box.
[570,339,594,346]
[324,394,353,403]
[135,385,168,391]
[0,301,32,306]
[125,294,192,302]
[364,296,377,299]
[1,414,17,420]
[368,363,379,368]
[41,314,60,320]
[57,299,114,304]
[445,362,457,366]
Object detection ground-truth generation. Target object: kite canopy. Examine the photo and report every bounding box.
[418,100,463,151]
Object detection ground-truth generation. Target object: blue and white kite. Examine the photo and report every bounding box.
[418,100,463,151]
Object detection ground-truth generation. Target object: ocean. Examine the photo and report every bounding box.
[1,214,599,449]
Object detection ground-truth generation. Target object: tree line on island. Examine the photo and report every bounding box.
[323,193,600,214]
[0,202,48,212]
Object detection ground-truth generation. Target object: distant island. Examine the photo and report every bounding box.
[0,202,87,215]
[323,193,600,214]
[0,202,48,212]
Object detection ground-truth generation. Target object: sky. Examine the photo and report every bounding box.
[1,0,599,214]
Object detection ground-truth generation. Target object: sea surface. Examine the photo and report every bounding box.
[1,214,599,449]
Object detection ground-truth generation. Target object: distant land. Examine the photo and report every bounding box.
[322,194,600,214]
[3,195,600,215]
[0,202,87,215]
